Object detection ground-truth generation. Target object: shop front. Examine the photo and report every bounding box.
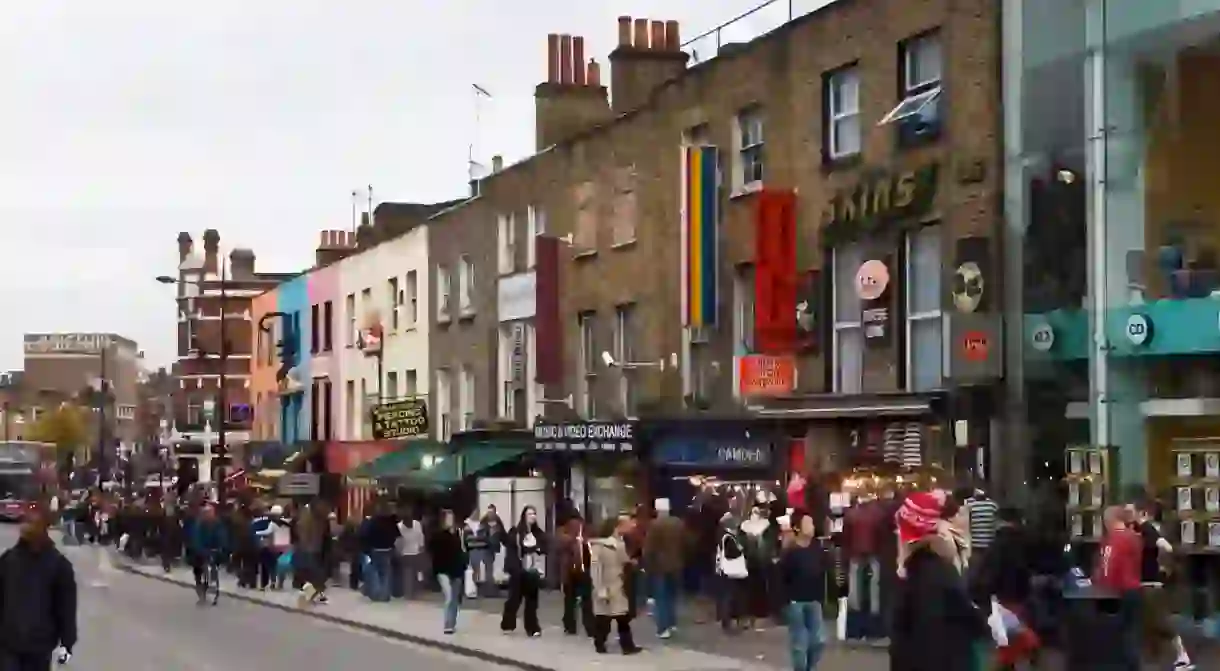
[532,419,641,528]
[647,422,781,517]
[1005,0,1220,626]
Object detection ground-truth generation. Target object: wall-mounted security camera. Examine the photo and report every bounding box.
[601,351,617,368]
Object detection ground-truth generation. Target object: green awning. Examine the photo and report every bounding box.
[385,443,528,490]
[348,440,446,478]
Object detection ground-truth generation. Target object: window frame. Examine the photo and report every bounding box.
[388,276,400,330]
[880,31,944,127]
[344,293,356,348]
[831,244,864,394]
[577,311,597,417]
[498,214,516,275]
[405,270,418,327]
[322,300,333,351]
[437,265,451,320]
[735,107,765,189]
[904,224,945,392]
[459,254,475,312]
[732,265,756,354]
[613,304,637,417]
[825,66,862,161]
[309,304,320,354]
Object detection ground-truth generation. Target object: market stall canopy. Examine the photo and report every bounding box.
[347,440,447,479]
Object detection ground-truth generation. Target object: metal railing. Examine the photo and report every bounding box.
[682,0,843,66]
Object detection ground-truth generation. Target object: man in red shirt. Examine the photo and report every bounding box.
[1094,505,1143,669]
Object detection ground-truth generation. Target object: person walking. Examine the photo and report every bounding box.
[0,509,77,671]
[557,513,594,637]
[716,514,750,632]
[249,502,276,591]
[889,491,988,671]
[397,511,425,600]
[462,510,490,598]
[1131,500,1194,670]
[644,497,685,639]
[500,505,547,636]
[589,513,642,655]
[186,504,229,605]
[361,502,400,603]
[292,504,328,607]
[778,510,828,671]
[267,505,293,590]
[428,509,467,634]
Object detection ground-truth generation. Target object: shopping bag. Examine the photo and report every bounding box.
[277,550,294,576]
[835,596,848,641]
[463,566,477,598]
[493,549,508,585]
[988,597,1010,647]
[118,533,130,552]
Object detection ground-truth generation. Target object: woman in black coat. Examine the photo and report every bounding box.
[500,505,548,636]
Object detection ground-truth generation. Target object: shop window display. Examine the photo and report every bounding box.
[1007,0,1220,629]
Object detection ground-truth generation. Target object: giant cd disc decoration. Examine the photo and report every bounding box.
[952,261,984,313]
[358,310,384,356]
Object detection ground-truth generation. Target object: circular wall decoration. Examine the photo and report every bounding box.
[1030,323,1055,352]
[1125,313,1152,347]
[855,260,890,301]
[952,261,984,313]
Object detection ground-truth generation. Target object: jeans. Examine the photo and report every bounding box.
[847,558,880,614]
[438,574,461,631]
[469,548,495,595]
[367,549,394,602]
[652,571,680,634]
[399,553,423,599]
[786,601,825,671]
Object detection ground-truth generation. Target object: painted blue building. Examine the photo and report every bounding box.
[276,275,310,443]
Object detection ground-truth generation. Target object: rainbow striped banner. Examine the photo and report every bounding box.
[682,145,719,327]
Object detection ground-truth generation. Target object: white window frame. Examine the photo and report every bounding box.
[385,370,398,401]
[732,266,755,354]
[827,68,862,159]
[344,293,356,348]
[344,380,355,439]
[880,34,944,126]
[460,365,475,430]
[734,107,764,190]
[527,206,544,268]
[437,266,451,320]
[435,369,451,441]
[405,270,418,327]
[578,312,596,417]
[831,245,864,394]
[905,226,945,392]
[613,304,636,417]
[498,214,516,275]
[388,276,400,331]
[405,369,418,397]
[459,254,474,312]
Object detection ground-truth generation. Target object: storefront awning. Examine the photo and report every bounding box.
[384,443,528,490]
[348,440,447,479]
[748,392,942,419]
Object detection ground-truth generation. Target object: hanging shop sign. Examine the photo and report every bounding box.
[1030,322,1055,352]
[857,258,893,346]
[533,421,638,453]
[946,313,1003,382]
[1125,313,1152,347]
[823,163,939,245]
[653,436,774,468]
[952,236,992,314]
[369,398,430,440]
[737,354,797,398]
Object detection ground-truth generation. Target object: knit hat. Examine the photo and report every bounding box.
[896,490,945,545]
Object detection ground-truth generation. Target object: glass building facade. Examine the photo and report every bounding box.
[1005,0,1220,523]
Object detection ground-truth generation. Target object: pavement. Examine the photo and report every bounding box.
[17,526,518,671]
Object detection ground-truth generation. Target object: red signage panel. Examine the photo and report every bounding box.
[754,189,798,354]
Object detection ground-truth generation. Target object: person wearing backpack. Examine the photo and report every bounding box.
[716,514,749,632]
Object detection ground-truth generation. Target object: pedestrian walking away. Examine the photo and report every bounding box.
[428,509,468,634]
[779,510,828,671]
[0,509,78,671]
[500,505,547,636]
[396,512,425,599]
[187,504,229,606]
[556,513,594,637]
[589,513,642,656]
[643,497,685,639]
[360,502,401,603]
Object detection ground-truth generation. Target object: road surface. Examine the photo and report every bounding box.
[0,526,508,671]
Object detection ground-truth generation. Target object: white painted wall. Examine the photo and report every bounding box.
[335,226,430,440]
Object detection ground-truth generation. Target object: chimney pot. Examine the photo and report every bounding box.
[546,34,559,83]
[587,59,601,87]
[650,21,665,51]
[633,18,649,50]
[665,20,681,50]
[559,35,573,84]
[572,36,586,85]
[617,16,632,47]
[492,155,504,172]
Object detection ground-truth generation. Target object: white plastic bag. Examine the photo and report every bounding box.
[987,597,1010,647]
[463,566,477,598]
[835,596,848,640]
[492,549,508,585]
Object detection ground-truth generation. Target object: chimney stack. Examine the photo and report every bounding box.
[202,229,220,275]
[535,30,611,151]
[229,248,256,279]
[492,155,504,173]
[177,232,193,262]
[609,16,690,114]
[316,229,357,266]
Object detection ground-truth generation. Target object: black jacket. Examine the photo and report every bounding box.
[0,539,77,654]
[889,539,986,671]
[502,524,547,577]
[975,524,1032,605]
[428,529,467,578]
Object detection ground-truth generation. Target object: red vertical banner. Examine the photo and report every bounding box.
[534,236,562,384]
[754,189,798,354]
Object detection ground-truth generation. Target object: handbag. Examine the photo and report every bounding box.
[716,534,748,579]
[463,566,477,598]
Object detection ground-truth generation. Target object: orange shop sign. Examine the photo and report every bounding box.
[737,354,797,397]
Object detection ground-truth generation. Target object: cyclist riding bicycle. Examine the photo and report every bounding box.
[187,504,229,604]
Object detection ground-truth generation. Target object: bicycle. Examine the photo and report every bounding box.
[195,553,220,606]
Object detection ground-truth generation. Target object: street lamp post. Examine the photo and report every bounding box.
[158,262,231,507]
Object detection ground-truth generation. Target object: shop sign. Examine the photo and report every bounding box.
[946,313,1003,382]
[823,163,939,244]
[653,437,773,468]
[1030,322,1055,352]
[23,332,114,355]
[1125,313,1152,347]
[370,398,430,440]
[857,257,893,346]
[737,354,797,398]
[533,421,637,453]
[498,271,537,322]
[277,473,320,496]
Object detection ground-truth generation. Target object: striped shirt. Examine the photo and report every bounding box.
[966,497,999,549]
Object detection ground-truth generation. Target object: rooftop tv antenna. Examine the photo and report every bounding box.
[469,84,492,184]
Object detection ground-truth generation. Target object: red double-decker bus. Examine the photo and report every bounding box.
[0,441,50,522]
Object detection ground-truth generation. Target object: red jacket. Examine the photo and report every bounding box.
[1094,527,1141,593]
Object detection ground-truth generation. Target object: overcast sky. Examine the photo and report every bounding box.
[0,0,829,371]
